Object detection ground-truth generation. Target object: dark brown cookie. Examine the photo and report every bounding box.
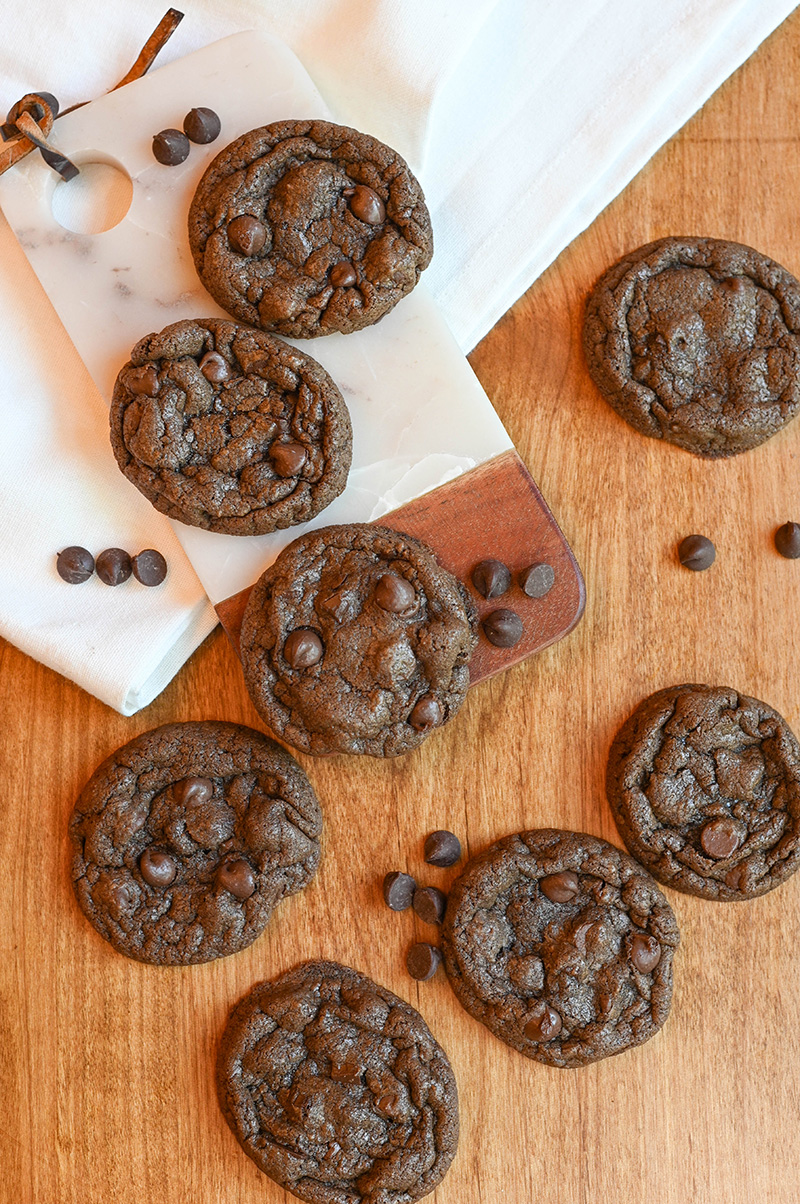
[441,829,679,1068]
[109,319,351,535]
[69,721,322,964]
[188,119,433,337]
[240,524,477,757]
[583,237,800,457]
[606,684,800,901]
[217,960,459,1203]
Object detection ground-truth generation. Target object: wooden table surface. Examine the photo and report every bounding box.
[4,12,800,1204]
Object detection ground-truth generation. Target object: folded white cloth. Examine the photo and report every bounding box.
[0,0,795,713]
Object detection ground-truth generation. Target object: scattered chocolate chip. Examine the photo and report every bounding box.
[482,608,523,647]
[284,628,324,669]
[126,364,160,396]
[775,521,800,559]
[175,777,213,806]
[199,351,231,384]
[217,858,256,900]
[519,561,555,598]
[270,442,307,477]
[383,871,416,911]
[345,184,386,225]
[722,275,747,292]
[540,870,579,903]
[227,214,267,256]
[700,817,742,859]
[139,847,177,887]
[132,549,168,586]
[152,128,190,166]
[329,261,357,288]
[406,942,442,981]
[107,880,134,910]
[678,534,715,571]
[630,933,662,974]
[183,106,221,144]
[413,886,447,926]
[56,546,94,584]
[524,1004,562,1043]
[95,547,132,586]
[424,830,461,867]
[470,558,511,599]
[408,695,442,731]
[375,573,416,614]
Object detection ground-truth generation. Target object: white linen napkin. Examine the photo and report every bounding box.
[0,0,795,713]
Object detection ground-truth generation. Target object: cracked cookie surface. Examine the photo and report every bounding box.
[217,960,459,1204]
[110,319,351,535]
[607,684,800,901]
[70,721,322,964]
[239,524,477,758]
[583,236,800,457]
[188,119,433,337]
[441,829,679,1068]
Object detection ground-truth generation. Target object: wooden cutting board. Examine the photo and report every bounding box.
[2,9,800,1204]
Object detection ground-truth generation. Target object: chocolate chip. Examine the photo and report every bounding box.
[330,261,357,288]
[700,817,742,859]
[524,1004,562,1042]
[383,871,416,911]
[678,534,715,571]
[152,128,190,166]
[413,886,447,926]
[519,561,555,598]
[217,858,256,900]
[375,573,416,614]
[227,214,267,256]
[183,106,221,144]
[56,546,94,584]
[126,364,160,396]
[95,548,132,587]
[424,830,461,867]
[175,777,213,806]
[345,184,385,225]
[775,522,800,559]
[284,628,324,668]
[139,848,177,887]
[630,933,662,974]
[406,942,441,981]
[540,871,579,903]
[482,608,523,647]
[408,695,442,731]
[270,442,307,477]
[132,549,167,586]
[107,880,135,910]
[470,558,511,599]
[199,351,231,384]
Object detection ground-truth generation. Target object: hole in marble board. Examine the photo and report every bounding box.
[51,159,133,234]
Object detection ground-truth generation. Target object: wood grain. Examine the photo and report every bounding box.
[4,11,800,1203]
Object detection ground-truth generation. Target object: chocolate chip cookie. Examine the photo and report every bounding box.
[583,237,800,457]
[606,684,800,901]
[188,119,433,337]
[240,524,478,757]
[110,319,351,535]
[441,829,679,1068]
[217,960,459,1203]
[70,722,322,964]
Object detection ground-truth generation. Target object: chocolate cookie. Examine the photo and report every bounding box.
[441,829,679,1068]
[110,319,351,535]
[240,524,478,757]
[70,722,322,964]
[583,237,800,457]
[188,119,433,337]
[217,960,459,1203]
[606,684,800,901]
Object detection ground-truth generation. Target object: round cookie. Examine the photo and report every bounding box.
[69,721,322,965]
[583,236,800,457]
[188,119,433,337]
[606,684,800,901]
[110,319,351,535]
[441,829,679,1068]
[240,524,477,757]
[217,960,459,1203]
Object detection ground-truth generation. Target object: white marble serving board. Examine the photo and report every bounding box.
[0,30,512,604]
